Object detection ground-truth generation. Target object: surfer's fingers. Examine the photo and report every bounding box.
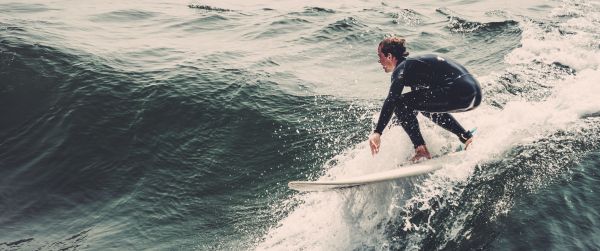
[369,140,377,155]
[369,142,375,155]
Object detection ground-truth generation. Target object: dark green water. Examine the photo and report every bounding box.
[1,0,599,250]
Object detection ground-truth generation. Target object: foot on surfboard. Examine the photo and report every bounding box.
[411,145,432,163]
[457,128,477,152]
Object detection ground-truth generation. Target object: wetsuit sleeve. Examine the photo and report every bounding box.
[374,77,405,134]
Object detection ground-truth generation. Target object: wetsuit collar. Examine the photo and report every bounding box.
[395,56,406,67]
[392,56,406,75]
[391,57,407,81]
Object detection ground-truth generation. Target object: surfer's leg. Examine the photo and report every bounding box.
[401,87,469,112]
[402,74,482,113]
[420,112,473,143]
[400,84,479,143]
[397,74,481,145]
[393,102,425,148]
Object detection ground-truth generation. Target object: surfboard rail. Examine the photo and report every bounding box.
[288,163,442,192]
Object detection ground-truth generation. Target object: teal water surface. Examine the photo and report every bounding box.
[1,0,599,250]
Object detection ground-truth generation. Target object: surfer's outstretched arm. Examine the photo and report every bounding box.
[369,78,405,156]
[374,78,405,135]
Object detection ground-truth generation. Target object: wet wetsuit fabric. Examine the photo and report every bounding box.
[374,54,482,148]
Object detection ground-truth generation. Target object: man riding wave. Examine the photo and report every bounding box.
[368,37,482,161]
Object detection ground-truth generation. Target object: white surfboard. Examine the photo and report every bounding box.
[289,128,478,192]
[288,163,442,192]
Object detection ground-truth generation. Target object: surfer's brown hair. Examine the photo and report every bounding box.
[379,37,409,59]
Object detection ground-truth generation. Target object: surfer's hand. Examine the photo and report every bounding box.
[369,133,381,156]
[411,145,432,163]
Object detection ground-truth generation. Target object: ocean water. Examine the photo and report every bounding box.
[1,0,600,250]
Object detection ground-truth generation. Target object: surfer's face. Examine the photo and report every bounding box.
[377,46,395,73]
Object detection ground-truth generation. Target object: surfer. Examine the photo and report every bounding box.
[368,37,482,161]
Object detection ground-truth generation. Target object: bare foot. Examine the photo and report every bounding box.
[410,145,432,163]
[464,137,474,150]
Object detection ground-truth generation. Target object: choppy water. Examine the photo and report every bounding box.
[1,0,600,250]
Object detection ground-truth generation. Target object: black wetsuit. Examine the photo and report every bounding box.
[374,54,482,148]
